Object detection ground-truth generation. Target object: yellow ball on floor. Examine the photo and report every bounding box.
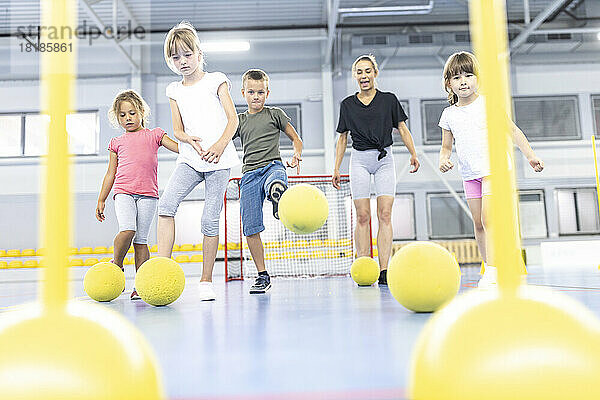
[83,262,125,302]
[351,257,379,286]
[278,184,328,235]
[410,286,600,399]
[0,302,164,399]
[135,257,185,306]
[388,241,460,312]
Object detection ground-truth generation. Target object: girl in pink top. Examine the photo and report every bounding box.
[96,89,179,300]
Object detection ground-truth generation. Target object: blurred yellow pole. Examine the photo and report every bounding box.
[41,0,76,310]
[592,136,600,218]
[469,0,521,294]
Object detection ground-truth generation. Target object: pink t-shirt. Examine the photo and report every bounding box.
[108,127,166,198]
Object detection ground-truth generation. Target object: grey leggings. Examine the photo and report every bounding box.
[114,193,157,245]
[158,162,230,236]
[349,146,396,199]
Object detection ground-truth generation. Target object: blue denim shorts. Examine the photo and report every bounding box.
[240,161,288,236]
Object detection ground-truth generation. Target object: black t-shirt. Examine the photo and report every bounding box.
[336,90,408,160]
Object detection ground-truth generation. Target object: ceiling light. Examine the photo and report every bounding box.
[200,41,250,52]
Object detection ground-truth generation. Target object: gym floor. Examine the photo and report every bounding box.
[1,265,599,400]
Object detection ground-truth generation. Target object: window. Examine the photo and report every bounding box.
[0,114,22,157]
[421,99,447,145]
[422,96,581,144]
[518,190,547,239]
[369,194,415,240]
[24,114,50,156]
[427,193,474,239]
[233,104,302,150]
[1,111,99,157]
[513,96,580,141]
[66,112,98,155]
[592,95,600,134]
[344,100,410,147]
[556,188,600,235]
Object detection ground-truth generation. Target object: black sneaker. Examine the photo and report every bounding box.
[268,181,287,220]
[250,274,271,294]
[378,270,388,285]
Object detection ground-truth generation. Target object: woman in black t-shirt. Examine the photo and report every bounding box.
[332,54,420,285]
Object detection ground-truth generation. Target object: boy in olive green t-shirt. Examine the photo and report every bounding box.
[234,69,303,294]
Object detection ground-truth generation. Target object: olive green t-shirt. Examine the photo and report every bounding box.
[234,106,291,173]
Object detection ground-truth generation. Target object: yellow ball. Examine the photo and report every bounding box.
[83,262,125,302]
[279,184,328,235]
[388,241,460,312]
[0,302,164,399]
[410,286,600,399]
[135,257,185,306]
[351,257,379,286]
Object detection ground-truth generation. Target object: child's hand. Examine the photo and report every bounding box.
[202,140,226,163]
[95,201,105,222]
[332,170,341,189]
[529,156,544,172]
[439,158,453,173]
[410,156,420,173]
[286,152,302,175]
[187,136,204,156]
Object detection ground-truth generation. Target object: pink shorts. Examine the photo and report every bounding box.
[463,177,490,199]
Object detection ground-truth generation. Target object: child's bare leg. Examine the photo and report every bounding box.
[157,215,175,258]
[467,198,487,263]
[201,235,219,282]
[247,233,266,273]
[133,243,150,272]
[113,230,135,269]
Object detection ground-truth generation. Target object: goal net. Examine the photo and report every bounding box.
[224,175,361,281]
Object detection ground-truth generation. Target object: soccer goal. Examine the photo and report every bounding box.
[223,174,365,281]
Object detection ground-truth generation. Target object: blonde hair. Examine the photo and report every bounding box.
[108,89,150,129]
[351,54,379,76]
[242,69,270,89]
[443,51,480,105]
[164,21,203,74]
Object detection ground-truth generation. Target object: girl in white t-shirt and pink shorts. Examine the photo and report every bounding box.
[96,89,179,300]
[158,22,240,301]
[437,52,544,287]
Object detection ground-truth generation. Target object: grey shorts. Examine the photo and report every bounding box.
[158,162,230,236]
[114,193,158,245]
[349,146,396,199]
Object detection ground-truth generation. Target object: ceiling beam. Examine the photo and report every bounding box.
[79,0,139,70]
[116,0,138,27]
[324,0,341,65]
[510,0,573,52]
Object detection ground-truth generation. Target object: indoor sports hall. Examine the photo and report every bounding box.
[1,1,600,399]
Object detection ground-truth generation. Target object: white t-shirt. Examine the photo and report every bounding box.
[438,95,490,181]
[166,71,240,172]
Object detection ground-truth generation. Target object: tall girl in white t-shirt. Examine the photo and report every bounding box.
[437,51,544,287]
[158,21,240,301]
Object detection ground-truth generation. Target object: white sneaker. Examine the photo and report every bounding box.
[198,281,216,301]
[478,265,497,289]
